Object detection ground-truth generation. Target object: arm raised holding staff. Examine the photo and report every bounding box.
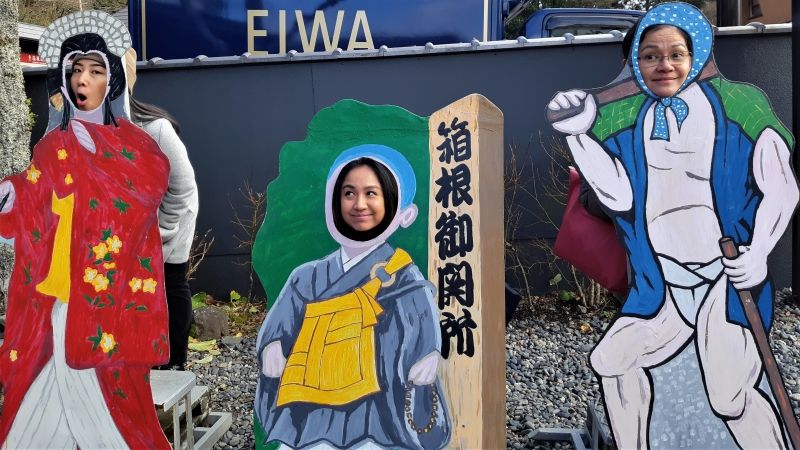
[547,3,799,449]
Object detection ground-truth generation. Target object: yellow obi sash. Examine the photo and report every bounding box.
[36,192,74,303]
[276,248,413,407]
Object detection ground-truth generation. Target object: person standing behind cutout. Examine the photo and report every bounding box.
[125,49,199,371]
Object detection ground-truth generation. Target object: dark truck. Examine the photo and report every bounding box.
[525,8,644,38]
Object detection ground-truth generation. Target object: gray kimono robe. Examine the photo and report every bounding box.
[255,243,451,449]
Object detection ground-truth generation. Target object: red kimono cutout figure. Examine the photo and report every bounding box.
[0,11,171,449]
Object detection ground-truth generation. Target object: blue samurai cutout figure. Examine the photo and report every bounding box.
[255,145,451,449]
[548,3,797,449]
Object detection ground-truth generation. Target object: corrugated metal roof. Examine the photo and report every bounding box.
[112,7,128,28]
[22,22,791,74]
[17,8,128,44]
[18,22,44,41]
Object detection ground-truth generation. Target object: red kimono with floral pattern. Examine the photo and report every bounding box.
[0,119,171,448]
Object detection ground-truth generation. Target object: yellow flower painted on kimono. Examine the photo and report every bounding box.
[64,173,74,185]
[129,277,142,293]
[92,242,109,260]
[142,278,158,294]
[92,274,110,292]
[99,333,116,354]
[57,148,68,160]
[106,235,122,254]
[9,350,17,362]
[83,267,99,283]
[26,165,41,184]
[103,262,116,270]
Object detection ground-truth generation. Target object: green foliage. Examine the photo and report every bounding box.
[191,292,208,310]
[229,290,242,302]
[559,290,576,301]
[549,273,576,301]
[622,0,705,11]
[25,98,36,132]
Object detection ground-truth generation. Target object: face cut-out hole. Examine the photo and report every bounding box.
[332,157,399,242]
[67,52,109,112]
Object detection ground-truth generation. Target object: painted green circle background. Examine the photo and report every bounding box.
[252,99,430,308]
[252,99,431,449]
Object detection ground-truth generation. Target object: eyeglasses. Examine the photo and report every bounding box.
[637,52,691,67]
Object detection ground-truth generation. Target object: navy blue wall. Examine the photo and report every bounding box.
[23,32,794,300]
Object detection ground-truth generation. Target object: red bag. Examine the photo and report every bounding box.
[553,168,628,293]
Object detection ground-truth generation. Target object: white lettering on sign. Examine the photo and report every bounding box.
[247,10,269,57]
[296,10,345,52]
[347,10,374,51]
[246,9,374,55]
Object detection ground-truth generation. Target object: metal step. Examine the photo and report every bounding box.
[193,411,233,450]
[158,385,211,433]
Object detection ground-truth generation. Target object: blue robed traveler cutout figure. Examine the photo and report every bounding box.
[255,145,451,450]
[548,2,798,449]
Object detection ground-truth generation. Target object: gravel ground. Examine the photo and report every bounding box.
[187,289,800,450]
[187,337,259,450]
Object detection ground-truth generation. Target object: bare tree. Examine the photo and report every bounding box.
[187,229,215,282]
[0,0,32,308]
[230,180,267,301]
[505,135,612,311]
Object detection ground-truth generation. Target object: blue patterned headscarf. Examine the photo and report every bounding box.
[630,2,713,140]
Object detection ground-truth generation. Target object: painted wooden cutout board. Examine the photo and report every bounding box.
[547,2,799,449]
[252,95,504,449]
[0,10,172,449]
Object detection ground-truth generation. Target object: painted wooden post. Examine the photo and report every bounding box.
[428,93,505,449]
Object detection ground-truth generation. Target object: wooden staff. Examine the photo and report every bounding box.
[719,236,800,449]
[546,60,720,124]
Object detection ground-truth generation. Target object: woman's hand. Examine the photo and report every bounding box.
[408,351,440,385]
[261,341,286,378]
